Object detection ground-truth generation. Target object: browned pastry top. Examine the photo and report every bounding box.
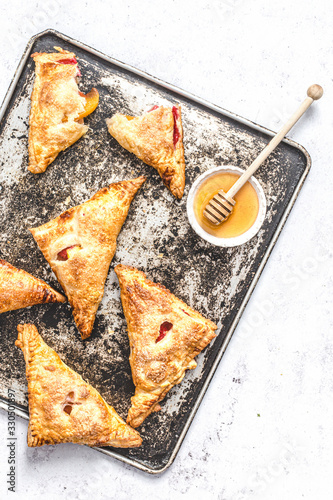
[30,176,145,339]
[115,264,217,427]
[28,47,88,173]
[0,258,65,313]
[107,105,185,199]
[16,323,142,448]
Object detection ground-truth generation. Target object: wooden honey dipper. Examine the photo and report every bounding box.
[203,84,323,225]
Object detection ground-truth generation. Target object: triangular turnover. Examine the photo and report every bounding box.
[29,47,99,173]
[16,324,142,448]
[115,264,218,428]
[30,176,145,339]
[0,259,65,313]
[107,105,185,199]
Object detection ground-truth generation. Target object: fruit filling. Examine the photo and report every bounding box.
[148,105,159,112]
[57,245,80,261]
[57,57,81,77]
[76,88,99,120]
[57,58,78,65]
[172,106,180,146]
[62,391,81,415]
[63,405,72,415]
[156,321,173,343]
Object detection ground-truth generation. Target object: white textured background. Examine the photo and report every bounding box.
[0,1,332,499]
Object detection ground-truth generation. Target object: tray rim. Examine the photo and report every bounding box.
[0,28,312,475]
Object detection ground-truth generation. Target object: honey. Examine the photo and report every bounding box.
[194,172,259,238]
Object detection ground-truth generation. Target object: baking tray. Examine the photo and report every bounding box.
[0,29,310,474]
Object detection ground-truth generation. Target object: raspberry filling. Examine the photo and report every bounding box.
[63,405,72,415]
[57,58,77,65]
[148,106,179,145]
[57,58,81,77]
[156,321,173,343]
[172,106,180,146]
[62,391,81,415]
[57,245,78,261]
[181,308,190,316]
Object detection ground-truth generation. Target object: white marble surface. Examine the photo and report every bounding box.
[0,1,332,499]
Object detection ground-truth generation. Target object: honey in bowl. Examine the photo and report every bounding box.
[194,172,259,238]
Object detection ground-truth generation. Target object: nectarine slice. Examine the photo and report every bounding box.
[76,88,99,120]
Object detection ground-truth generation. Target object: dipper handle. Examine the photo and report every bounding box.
[227,85,323,199]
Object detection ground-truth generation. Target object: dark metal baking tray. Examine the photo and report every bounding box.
[0,29,310,474]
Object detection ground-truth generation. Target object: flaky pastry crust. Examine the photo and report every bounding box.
[115,265,218,428]
[16,324,142,448]
[30,176,145,339]
[28,47,88,174]
[106,105,185,199]
[0,259,65,313]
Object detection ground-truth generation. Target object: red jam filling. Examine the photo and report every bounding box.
[63,405,72,415]
[172,106,180,146]
[181,308,190,316]
[57,58,81,77]
[57,58,77,65]
[63,391,82,415]
[57,245,77,261]
[156,321,173,343]
[148,105,159,112]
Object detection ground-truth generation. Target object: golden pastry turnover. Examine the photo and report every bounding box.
[28,47,99,174]
[106,105,185,199]
[16,324,142,448]
[30,176,145,340]
[0,259,65,313]
[114,264,218,428]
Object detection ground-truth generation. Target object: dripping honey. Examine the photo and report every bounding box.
[194,172,259,238]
